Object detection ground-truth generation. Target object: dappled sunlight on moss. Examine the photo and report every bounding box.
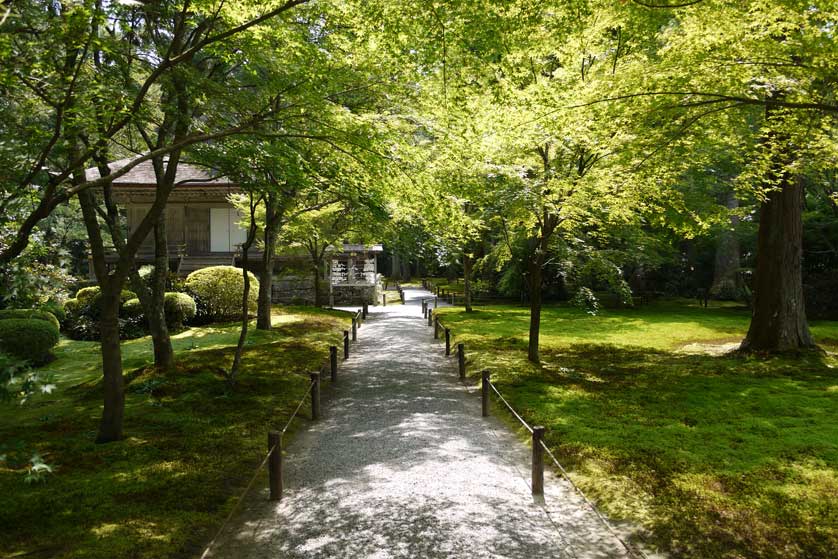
[438,302,838,558]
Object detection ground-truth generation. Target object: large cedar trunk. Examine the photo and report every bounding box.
[463,251,473,312]
[96,287,125,442]
[741,174,814,351]
[527,251,544,363]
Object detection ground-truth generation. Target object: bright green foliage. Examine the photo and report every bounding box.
[185,266,258,323]
[436,302,838,558]
[0,318,59,364]
[75,287,100,303]
[163,292,197,330]
[0,309,60,331]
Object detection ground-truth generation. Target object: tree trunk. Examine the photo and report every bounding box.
[527,249,544,363]
[256,194,279,330]
[229,200,259,384]
[741,174,814,351]
[711,189,741,299]
[96,285,125,443]
[149,216,174,368]
[463,251,473,312]
[313,262,323,307]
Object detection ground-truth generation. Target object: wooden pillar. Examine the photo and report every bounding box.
[330,345,338,382]
[457,343,465,379]
[343,330,349,359]
[481,370,490,417]
[445,328,451,356]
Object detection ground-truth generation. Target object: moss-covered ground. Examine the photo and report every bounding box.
[434,300,838,559]
[0,306,350,559]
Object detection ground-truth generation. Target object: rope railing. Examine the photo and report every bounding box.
[200,315,361,557]
[428,318,645,559]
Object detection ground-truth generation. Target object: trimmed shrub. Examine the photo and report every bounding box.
[122,298,145,320]
[75,286,100,303]
[164,292,196,329]
[0,309,60,330]
[185,266,258,323]
[0,319,59,365]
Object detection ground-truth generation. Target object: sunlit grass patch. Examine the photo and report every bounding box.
[435,301,838,558]
[0,306,350,559]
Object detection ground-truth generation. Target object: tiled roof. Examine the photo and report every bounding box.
[85,155,234,187]
[327,244,385,253]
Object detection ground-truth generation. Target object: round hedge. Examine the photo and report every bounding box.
[0,309,60,330]
[0,318,60,364]
[75,286,101,303]
[185,266,258,322]
[164,292,196,329]
[122,298,145,320]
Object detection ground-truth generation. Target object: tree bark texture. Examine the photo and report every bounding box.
[257,193,280,330]
[149,215,174,368]
[527,249,544,363]
[96,287,125,443]
[741,174,814,351]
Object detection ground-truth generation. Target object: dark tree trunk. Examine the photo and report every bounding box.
[313,263,323,307]
[527,250,544,363]
[711,189,741,299]
[229,198,259,384]
[149,216,174,368]
[463,251,473,312]
[256,194,279,330]
[741,174,814,351]
[96,286,125,443]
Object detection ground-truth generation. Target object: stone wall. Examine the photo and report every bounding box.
[271,274,380,306]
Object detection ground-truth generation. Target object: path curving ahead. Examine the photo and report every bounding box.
[206,288,632,559]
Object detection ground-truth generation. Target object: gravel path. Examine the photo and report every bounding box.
[205,288,633,559]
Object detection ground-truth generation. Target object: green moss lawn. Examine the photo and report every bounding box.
[0,306,350,559]
[435,300,838,559]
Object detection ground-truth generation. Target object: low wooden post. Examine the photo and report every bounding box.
[382,293,387,306]
[343,330,349,359]
[268,431,282,500]
[445,328,451,356]
[400,290,405,304]
[457,343,465,379]
[330,345,338,382]
[434,317,440,339]
[532,426,545,495]
[481,370,490,417]
[427,310,433,327]
[352,318,357,341]
[362,302,368,319]
[422,300,427,316]
[310,372,321,420]
[434,296,438,309]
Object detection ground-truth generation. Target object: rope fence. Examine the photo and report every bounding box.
[199,308,364,558]
[425,309,647,559]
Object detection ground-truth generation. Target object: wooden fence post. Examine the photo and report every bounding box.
[427,310,433,327]
[382,293,387,306]
[481,370,490,417]
[362,302,368,319]
[352,318,357,341]
[434,317,440,339]
[343,330,349,359]
[532,426,545,495]
[457,343,465,379]
[310,372,321,420]
[400,290,405,304]
[434,296,438,309]
[268,431,282,500]
[445,328,451,356]
[330,345,338,382]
